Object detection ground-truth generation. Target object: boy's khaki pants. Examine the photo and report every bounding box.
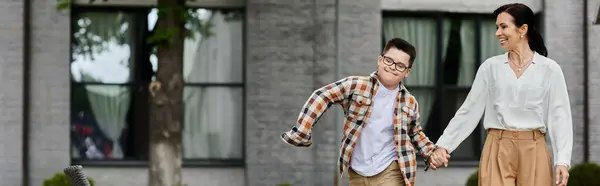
[349,161,405,186]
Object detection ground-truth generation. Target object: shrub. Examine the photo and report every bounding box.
[43,172,95,186]
[567,162,600,186]
[465,169,478,186]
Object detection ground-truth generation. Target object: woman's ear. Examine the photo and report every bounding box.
[519,24,529,36]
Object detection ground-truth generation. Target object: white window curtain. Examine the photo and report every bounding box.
[383,17,445,130]
[182,10,244,159]
[457,20,477,87]
[71,12,135,160]
[85,84,131,159]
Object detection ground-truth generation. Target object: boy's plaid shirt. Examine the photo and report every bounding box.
[281,71,436,186]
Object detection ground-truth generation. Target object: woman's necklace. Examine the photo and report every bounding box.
[510,55,533,72]
[512,62,529,71]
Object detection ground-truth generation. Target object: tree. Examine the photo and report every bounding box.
[145,0,185,185]
[56,0,209,185]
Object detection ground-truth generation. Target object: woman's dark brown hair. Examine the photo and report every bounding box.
[493,3,548,57]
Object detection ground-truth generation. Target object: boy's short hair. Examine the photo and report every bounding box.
[382,38,417,67]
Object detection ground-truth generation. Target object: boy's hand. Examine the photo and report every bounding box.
[428,147,450,170]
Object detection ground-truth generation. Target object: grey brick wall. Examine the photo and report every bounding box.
[587,0,600,164]
[313,0,338,185]
[338,0,382,76]
[544,0,586,165]
[246,1,324,185]
[0,0,23,185]
[28,0,71,185]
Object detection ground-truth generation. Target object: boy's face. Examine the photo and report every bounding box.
[377,47,411,86]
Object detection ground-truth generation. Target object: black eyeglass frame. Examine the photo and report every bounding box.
[381,55,410,72]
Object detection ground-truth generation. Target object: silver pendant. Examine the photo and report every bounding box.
[518,68,522,71]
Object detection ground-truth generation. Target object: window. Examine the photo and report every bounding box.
[70,7,245,166]
[382,12,541,161]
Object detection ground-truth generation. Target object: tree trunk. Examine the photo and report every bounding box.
[148,0,185,185]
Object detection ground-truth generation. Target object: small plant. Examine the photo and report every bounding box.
[465,169,478,186]
[43,172,95,186]
[567,162,600,186]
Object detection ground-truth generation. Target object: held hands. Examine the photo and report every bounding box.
[428,147,450,170]
[555,165,569,186]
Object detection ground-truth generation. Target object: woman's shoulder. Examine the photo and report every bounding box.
[534,54,563,72]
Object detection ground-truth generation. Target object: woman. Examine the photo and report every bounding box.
[427,3,572,186]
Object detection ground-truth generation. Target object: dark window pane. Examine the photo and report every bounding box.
[71,85,132,160]
[71,12,136,84]
[442,18,477,86]
[441,88,483,160]
[183,86,243,159]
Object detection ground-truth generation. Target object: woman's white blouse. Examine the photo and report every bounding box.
[435,52,573,167]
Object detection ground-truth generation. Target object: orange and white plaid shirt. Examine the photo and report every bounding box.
[281,71,436,186]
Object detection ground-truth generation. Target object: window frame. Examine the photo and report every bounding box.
[69,5,247,168]
[381,11,542,166]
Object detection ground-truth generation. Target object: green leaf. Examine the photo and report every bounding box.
[56,0,70,10]
[148,28,180,47]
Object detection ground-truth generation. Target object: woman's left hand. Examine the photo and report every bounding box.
[555,165,569,186]
[428,148,450,170]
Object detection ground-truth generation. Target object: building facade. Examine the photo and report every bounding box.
[0,0,599,185]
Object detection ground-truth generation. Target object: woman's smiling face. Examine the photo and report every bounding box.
[495,12,527,50]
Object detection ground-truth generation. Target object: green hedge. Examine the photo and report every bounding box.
[43,172,95,186]
[567,162,600,186]
[465,162,600,186]
[465,168,478,186]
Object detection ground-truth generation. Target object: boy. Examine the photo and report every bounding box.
[281,38,448,186]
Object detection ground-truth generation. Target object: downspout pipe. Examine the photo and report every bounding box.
[22,0,32,185]
[583,0,590,163]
